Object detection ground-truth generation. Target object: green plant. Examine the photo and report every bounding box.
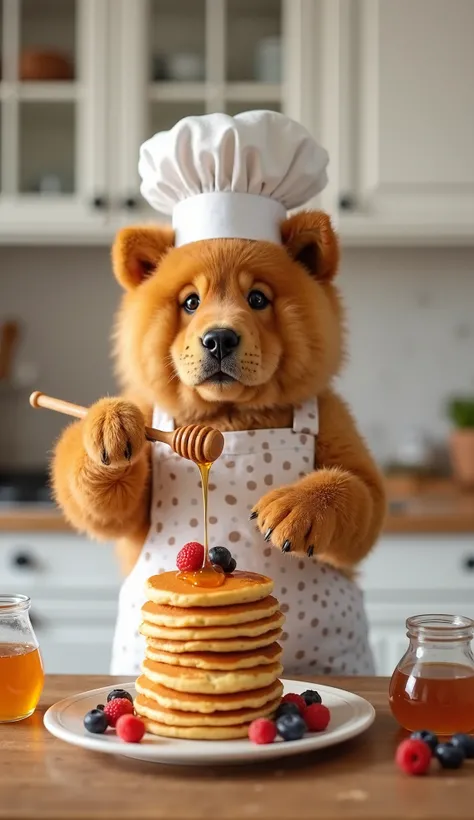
[447,397,474,429]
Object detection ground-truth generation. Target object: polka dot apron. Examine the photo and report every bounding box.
[111,399,375,677]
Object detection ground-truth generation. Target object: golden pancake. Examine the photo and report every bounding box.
[144,627,282,654]
[135,675,283,713]
[141,657,282,694]
[134,692,281,727]
[141,717,250,740]
[141,595,279,627]
[146,570,273,608]
[145,642,282,670]
[140,610,284,641]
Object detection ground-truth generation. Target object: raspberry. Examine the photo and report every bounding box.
[116,714,146,743]
[395,738,432,776]
[303,703,331,732]
[103,697,134,727]
[176,542,205,572]
[248,718,277,745]
[280,693,306,714]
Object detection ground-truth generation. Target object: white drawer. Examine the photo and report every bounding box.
[31,598,119,674]
[0,533,122,594]
[360,535,474,595]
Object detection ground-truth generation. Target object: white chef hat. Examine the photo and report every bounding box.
[138,110,329,248]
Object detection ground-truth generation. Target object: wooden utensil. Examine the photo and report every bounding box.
[29,391,224,463]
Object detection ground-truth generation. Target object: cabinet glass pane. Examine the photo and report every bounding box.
[19,102,75,194]
[149,0,206,82]
[226,101,281,117]
[149,102,205,138]
[20,0,76,81]
[226,0,282,82]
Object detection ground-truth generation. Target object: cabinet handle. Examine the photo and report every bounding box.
[12,552,35,569]
[338,193,356,211]
[463,556,474,572]
[92,196,108,210]
[122,197,138,210]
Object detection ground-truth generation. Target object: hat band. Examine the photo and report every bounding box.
[172,192,287,247]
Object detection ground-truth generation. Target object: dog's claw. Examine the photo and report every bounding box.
[264,528,273,542]
[307,545,314,557]
[249,511,258,520]
[282,540,291,553]
[101,449,111,466]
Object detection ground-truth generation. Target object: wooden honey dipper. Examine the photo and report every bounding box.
[29,391,224,463]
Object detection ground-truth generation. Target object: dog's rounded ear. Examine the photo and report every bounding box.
[112,226,175,290]
[281,211,339,282]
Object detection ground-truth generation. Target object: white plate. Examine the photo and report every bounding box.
[44,679,375,766]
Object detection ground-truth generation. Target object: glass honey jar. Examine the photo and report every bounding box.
[0,595,44,722]
[389,614,474,735]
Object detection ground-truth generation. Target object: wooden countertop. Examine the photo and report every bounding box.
[1,675,473,820]
[1,480,473,535]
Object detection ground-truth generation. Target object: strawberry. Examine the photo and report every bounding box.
[176,542,205,572]
[103,697,134,727]
[116,714,146,743]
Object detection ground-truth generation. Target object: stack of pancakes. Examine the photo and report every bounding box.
[134,570,284,739]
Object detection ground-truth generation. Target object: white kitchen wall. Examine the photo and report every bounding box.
[1,245,473,468]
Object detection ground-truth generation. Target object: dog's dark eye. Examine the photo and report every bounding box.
[248,290,270,311]
[183,293,200,314]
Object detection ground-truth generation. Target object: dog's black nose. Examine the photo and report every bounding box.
[202,328,240,360]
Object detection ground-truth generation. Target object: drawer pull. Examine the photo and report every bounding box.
[463,556,474,572]
[12,552,35,569]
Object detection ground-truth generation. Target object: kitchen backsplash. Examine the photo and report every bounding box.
[1,245,473,468]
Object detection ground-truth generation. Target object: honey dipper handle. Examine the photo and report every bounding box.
[29,391,88,420]
[29,391,170,446]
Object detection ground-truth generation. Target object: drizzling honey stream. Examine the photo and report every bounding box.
[178,461,225,588]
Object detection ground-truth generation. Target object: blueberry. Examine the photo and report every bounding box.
[301,689,322,707]
[410,729,438,753]
[84,709,108,734]
[209,546,233,572]
[226,557,237,574]
[106,688,133,704]
[96,704,105,711]
[435,742,465,769]
[276,713,306,741]
[451,733,474,759]
[275,702,300,719]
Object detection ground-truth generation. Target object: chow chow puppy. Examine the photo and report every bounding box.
[52,210,385,674]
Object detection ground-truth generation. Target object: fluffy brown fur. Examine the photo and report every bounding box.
[52,211,386,574]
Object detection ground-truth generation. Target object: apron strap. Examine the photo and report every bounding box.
[292,397,319,436]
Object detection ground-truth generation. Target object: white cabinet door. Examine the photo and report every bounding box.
[321,0,474,245]
[110,0,326,228]
[0,0,110,242]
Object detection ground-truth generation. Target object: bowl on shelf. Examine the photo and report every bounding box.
[20,50,74,81]
[165,52,205,82]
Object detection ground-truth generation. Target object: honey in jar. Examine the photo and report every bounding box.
[389,614,474,735]
[0,595,44,722]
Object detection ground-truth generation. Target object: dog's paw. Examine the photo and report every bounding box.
[83,398,146,469]
[251,479,341,556]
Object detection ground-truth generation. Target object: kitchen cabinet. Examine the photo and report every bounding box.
[360,534,474,675]
[321,0,474,245]
[0,531,121,673]
[0,0,110,241]
[0,0,320,242]
[1,0,472,245]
